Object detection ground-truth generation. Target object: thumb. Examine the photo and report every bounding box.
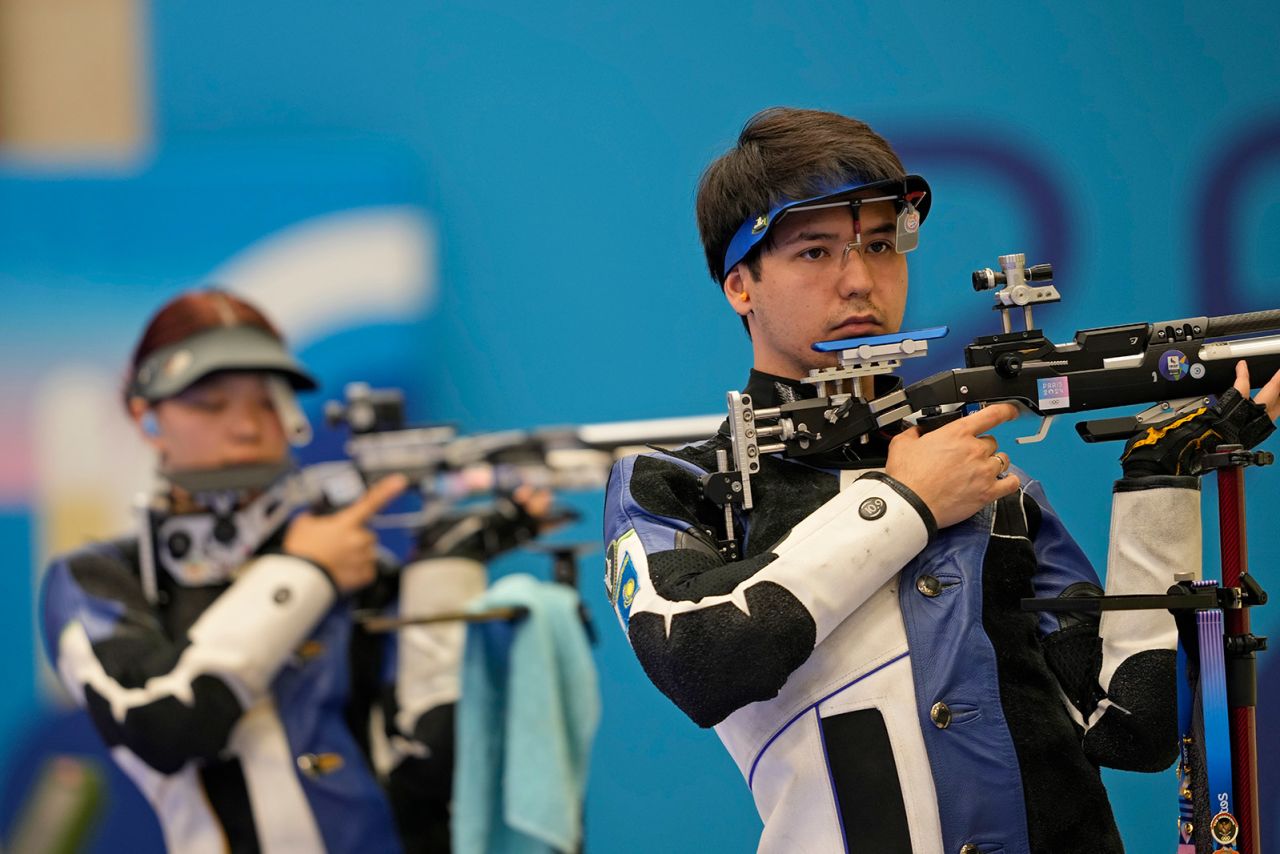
[343,474,410,524]
[1233,360,1251,397]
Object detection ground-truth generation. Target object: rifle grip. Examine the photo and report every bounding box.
[1075,416,1141,443]
[916,409,964,434]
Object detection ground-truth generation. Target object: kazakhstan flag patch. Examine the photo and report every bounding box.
[616,552,639,629]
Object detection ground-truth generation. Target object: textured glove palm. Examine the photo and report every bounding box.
[1120,388,1275,478]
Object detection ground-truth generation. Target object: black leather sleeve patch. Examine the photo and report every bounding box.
[628,454,727,539]
[91,636,185,690]
[647,548,779,602]
[628,581,816,727]
[1083,648,1179,771]
[1041,623,1105,719]
[84,674,242,774]
[635,443,841,561]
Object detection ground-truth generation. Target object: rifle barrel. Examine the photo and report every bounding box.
[1205,310,1280,337]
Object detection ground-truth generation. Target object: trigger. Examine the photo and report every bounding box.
[1015,413,1057,445]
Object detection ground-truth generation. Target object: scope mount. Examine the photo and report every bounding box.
[972,253,1058,334]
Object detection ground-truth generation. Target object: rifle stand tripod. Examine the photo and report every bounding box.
[1024,444,1271,853]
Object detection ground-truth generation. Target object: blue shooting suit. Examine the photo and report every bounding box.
[603,371,1196,854]
[41,529,404,853]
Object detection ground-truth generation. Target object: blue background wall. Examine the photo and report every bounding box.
[3,3,1280,850]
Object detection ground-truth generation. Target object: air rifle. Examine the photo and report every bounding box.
[312,387,721,637]
[309,382,723,513]
[703,252,1280,555]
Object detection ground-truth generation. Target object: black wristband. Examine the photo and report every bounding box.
[280,551,343,596]
[857,470,938,543]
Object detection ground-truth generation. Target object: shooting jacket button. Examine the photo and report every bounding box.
[297,753,345,777]
[858,496,888,521]
[916,575,942,597]
[959,844,980,854]
[930,701,952,729]
[293,640,326,664]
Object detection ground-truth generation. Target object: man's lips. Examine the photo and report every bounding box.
[830,316,881,337]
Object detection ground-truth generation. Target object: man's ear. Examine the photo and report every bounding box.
[722,267,751,318]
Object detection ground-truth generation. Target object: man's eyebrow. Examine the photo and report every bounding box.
[779,230,843,246]
[863,221,896,235]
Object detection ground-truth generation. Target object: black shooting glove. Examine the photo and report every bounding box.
[1120,388,1275,478]
[415,493,544,562]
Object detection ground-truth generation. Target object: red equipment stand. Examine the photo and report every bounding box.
[1209,446,1270,854]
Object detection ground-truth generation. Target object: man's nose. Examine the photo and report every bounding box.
[836,246,875,298]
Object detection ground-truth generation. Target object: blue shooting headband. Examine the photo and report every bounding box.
[721,174,932,279]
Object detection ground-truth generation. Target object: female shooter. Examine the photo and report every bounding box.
[37,289,533,852]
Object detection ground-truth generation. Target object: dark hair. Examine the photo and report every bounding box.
[696,107,909,289]
[124,289,283,408]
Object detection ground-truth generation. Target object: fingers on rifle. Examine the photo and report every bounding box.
[1234,360,1251,397]
[345,474,410,523]
[956,402,1019,435]
[526,489,554,519]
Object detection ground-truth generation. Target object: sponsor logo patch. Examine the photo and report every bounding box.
[859,496,887,520]
[1159,351,1190,381]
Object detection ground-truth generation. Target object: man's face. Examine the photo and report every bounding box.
[724,200,908,378]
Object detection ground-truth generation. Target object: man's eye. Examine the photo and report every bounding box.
[187,397,226,413]
[797,246,829,260]
[866,239,894,255]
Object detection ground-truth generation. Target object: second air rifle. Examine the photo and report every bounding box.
[310,382,723,513]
